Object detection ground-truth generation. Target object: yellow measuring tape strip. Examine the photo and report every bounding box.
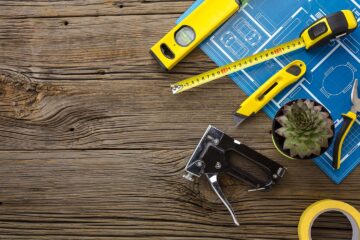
[171,10,358,94]
[171,38,305,94]
[298,200,360,240]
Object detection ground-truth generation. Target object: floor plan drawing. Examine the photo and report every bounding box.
[177,0,360,183]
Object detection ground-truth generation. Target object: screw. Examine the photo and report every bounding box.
[196,161,203,167]
[215,162,222,169]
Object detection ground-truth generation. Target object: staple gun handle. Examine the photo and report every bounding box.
[206,173,240,226]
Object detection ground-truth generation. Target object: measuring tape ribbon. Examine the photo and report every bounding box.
[171,38,305,94]
[171,10,358,94]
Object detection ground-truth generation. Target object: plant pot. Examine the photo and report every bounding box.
[271,99,335,160]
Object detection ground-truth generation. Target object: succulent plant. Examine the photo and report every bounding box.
[275,99,334,159]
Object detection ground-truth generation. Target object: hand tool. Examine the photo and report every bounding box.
[233,60,306,126]
[171,10,358,94]
[183,125,286,226]
[150,0,244,71]
[298,200,360,240]
[333,79,360,169]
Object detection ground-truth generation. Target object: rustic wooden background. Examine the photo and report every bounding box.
[0,1,359,239]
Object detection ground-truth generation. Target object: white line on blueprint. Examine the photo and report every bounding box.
[205,42,257,91]
[273,57,284,67]
[335,117,343,128]
[253,7,304,54]
[342,153,351,163]
[349,34,360,46]
[310,14,316,21]
[337,40,360,64]
[311,44,341,72]
[210,37,234,62]
[350,0,360,9]
[324,152,332,161]
[301,84,328,112]
[240,69,256,83]
[323,152,348,167]
[253,26,284,54]
[271,99,280,108]
[242,9,271,37]
[291,7,304,18]
[210,37,256,83]
[277,77,306,104]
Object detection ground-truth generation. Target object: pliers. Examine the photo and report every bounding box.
[333,79,360,169]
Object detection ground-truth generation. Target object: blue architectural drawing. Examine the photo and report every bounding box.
[177,0,360,183]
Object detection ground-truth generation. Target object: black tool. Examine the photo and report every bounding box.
[333,79,360,169]
[183,125,286,226]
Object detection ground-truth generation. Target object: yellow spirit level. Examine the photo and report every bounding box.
[171,10,358,94]
[150,0,242,71]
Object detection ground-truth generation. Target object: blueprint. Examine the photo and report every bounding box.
[177,0,360,183]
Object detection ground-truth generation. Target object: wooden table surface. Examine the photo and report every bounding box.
[0,1,359,239]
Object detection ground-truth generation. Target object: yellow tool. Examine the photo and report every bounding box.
[234,60,306,126]
[171,10,358,94]
[333,79,360,169]
[150,0,242,71]
[298,200,360,240]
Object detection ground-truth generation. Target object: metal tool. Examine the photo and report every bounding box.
[333,79,360,169]
[233,60,306,126]
[183,125,286,226]
[171,10,358,94]
[150,0,243,71]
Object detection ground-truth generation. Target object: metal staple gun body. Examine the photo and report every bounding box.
[183,125,286,226]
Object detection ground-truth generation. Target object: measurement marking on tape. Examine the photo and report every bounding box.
[171,38,306,94]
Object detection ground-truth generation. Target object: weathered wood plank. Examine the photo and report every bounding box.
[0,0,192,18]
[0,69,274,150]
[0,0,358,239]
[0,13,211,74]
[0,150,358,239]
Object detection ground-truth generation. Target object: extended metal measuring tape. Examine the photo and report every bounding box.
[298,200,360,240]
[171,10,358,94]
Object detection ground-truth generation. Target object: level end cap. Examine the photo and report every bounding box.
[149,50,170,72]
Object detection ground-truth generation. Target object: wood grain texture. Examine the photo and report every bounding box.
[0,0,358,239]
[0,150,358,239]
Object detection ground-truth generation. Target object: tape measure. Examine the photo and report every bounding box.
[171,10,358,94]
[150,0,242,71]
[298,200,360,240]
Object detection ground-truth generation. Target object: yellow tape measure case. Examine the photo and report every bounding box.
[150,0,241,71]
[300,10,357,50]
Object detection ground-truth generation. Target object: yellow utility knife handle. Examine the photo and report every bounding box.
[235,60,306,118]
[301,10,358,50]
[332,111,357,169]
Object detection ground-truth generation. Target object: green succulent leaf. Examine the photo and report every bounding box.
[276,100,334,159]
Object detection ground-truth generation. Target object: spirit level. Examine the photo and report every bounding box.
[171,10,358,94]
[150,0,242,71]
